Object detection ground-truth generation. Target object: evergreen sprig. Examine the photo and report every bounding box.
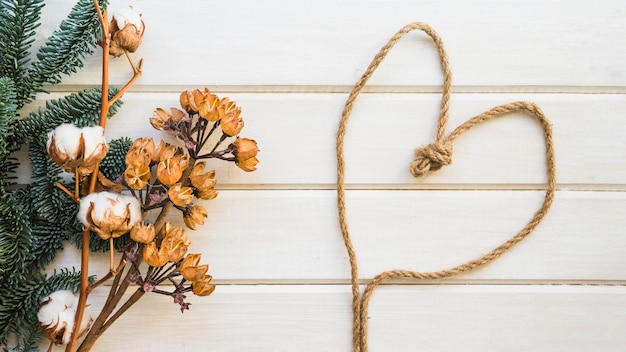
[0,0,44,96]
[18,0,108,106]
[11,86,122,147]
[0,269,93,350]
[0,77,18,191]
[0,0,136,350]
[0,193,31,284]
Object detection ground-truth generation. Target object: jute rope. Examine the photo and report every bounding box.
[336,22,556,352]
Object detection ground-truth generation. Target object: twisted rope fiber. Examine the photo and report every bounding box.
[336,22,556,352]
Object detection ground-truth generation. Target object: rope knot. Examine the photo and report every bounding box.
[410,141,453,178]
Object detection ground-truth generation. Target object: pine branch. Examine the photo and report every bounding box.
[19,0,109,106]
[11,86,122,147]
[0,77,19,192]
[0,0,44,98]
[99,136,131,181]
[0,192,31,284]
[0,268,93,350]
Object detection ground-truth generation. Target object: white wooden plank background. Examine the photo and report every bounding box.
[29,0,626,350]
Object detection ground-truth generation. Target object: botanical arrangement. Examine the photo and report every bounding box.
[0,0,259,351]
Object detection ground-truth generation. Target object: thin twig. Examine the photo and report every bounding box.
[109,58,143,105]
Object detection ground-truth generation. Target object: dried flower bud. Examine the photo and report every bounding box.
[179,90,193,113]
[130,222,156,244]
[150,108,185,130]
[180,253,209,281]
[156,221,173,242]
[160,225,190,262]
[38,290,93,345]
[125,147,151,168]
[179,89,205,113]
[109,6,145,57]
[237,157,259,172]
[168,183,194,207]
[157,158,184,185]
[183,205,208,230]
[198,93,221,122]
[189,162,218,199]
[47,124,109,177]
[152,140,170,162]
[197,187,219,200]
[233,138,259,161]
[78,192,142,240]
[124,165,151,190]
[233,138,260,172]
[219,101,244,136]
[150,108,171,130]
[126,138,155,166]
[143,241,168,267]
[192,275,215,296]
[130,137,155,159]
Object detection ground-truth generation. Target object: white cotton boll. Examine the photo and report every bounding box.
[38,290,93,345]
[113,6,143,29]
[77,192,99,227]
[123,193,143,225]
[47,124,82,156]
[80,126,107,158]
[57,308,76,345]
[78,192,143,236]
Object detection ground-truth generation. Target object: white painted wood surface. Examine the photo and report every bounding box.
[31,0,626,350]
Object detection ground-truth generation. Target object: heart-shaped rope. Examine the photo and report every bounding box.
[336,22,556,352]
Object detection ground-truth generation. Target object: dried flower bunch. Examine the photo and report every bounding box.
[27,3,259,352]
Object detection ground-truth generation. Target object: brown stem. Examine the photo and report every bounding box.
[55,182,79,202]
[100,289,145,332]
[66,3,110,351]
[77,289,144,352]
[77,261,132,351]
[109,58,143,106]
[86,271,112,295]
[109,238,115,272]
[66,228,91,352]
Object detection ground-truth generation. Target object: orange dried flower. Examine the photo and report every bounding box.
[180,254,209,281]
[219,101,244,136]
[198,93,222,122]
[192,275,215,296]
[130,137,155,156]
[183,205,208,230]
[233,138,260,172]
[150,108,185,130]
[157,158,184,185]
[143,241,168,267]
[130,222,156,244]
[124,165,151,190]
[168,183,194,207]
[160,225,190,262]
[189,162,218,199]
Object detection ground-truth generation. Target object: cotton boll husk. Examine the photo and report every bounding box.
[37,290,75,326]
